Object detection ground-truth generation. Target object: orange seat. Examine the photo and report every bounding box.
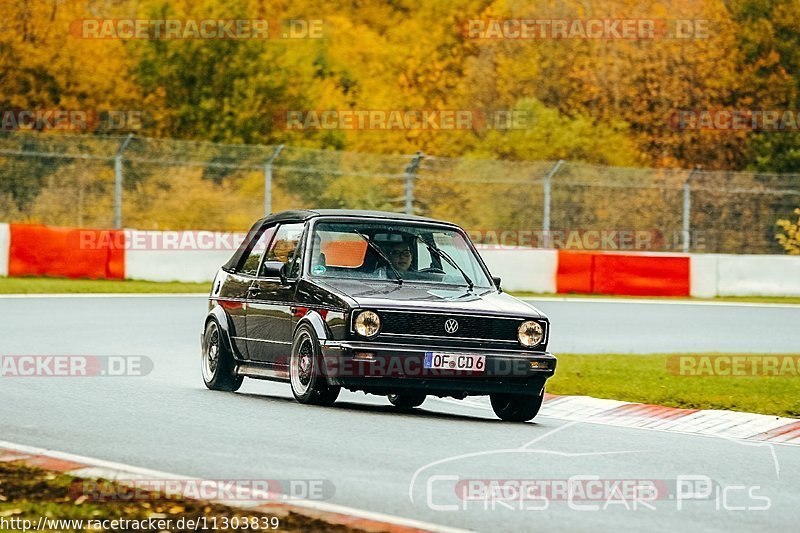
[320,240,368,268]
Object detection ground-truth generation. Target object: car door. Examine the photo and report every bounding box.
[219,225,276,359]
[245,222,306,365]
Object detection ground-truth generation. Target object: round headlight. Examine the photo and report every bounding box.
[518,321,544,347]
[354,310,381,338]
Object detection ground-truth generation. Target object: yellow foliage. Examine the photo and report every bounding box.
[25,161,116,227]
[1,1,139,114]
[123,168,259,231]
[776,209,800,255]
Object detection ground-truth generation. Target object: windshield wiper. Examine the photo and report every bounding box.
[415,235,474,291]
[353,230,403,285]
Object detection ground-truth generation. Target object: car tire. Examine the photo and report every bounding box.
[490,386,545,422]
[290,324,340,406]
[388,393,426,410]
[202,319,244,392]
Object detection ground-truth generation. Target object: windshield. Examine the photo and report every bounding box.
[308,220,494,288]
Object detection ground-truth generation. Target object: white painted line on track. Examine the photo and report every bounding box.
[0,440,471,533]
[522,296,800,309]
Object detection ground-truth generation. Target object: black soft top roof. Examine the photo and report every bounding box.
[222,209,453,271]
[259,208,440,225]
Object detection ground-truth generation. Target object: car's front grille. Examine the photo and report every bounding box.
[379,311,524,342]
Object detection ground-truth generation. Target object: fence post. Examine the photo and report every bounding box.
[542,159,564,248]
[682,166,699,253]
[404,151,423,215]
[264,145,284,216]
[114,134,134,229]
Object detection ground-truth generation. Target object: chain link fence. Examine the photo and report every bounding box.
[1,131,799,254]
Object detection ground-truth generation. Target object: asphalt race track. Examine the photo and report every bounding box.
[2,295,799,532]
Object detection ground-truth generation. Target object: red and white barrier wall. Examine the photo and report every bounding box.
[0,223,9,277]
[124,230,244,283]
[6,224,125,280]
[693,254,800,297]
[479,248,690,297]
[477,247,557,293]
[2,223,800,297]
[555,250,690,296]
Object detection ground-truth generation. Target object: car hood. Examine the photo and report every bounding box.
[313,278,545,319]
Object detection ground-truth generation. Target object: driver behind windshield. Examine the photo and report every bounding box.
[385,240,414,273]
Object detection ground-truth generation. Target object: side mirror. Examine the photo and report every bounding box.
[261,260,288,284]
[492,276,502,289]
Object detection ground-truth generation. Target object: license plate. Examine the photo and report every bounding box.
[424,352,485,372]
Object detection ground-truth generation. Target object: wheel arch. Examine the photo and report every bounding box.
[205,305,241,360]
[294,309,331,341]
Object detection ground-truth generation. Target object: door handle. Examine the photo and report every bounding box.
[247,285,261,296]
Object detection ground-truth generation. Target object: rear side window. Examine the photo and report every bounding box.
[239,227,276,276]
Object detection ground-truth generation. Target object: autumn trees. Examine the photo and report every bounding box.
[3,0,799,171]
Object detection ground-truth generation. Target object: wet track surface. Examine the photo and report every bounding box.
[2,295,799,532]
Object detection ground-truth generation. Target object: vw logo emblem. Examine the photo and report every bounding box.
[444,319,459,334]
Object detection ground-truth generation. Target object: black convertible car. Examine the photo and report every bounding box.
[201,209,556,421]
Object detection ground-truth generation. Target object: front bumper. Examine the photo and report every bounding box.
[320,340,556,396]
